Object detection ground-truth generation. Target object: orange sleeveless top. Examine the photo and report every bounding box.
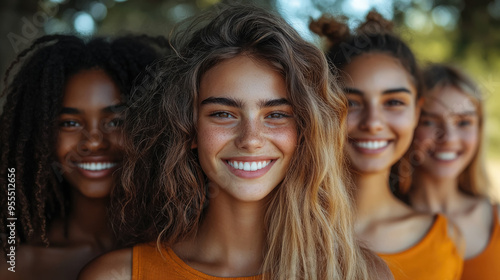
[132,242,263,280]
[377,214,463,280]
[461,205,500,280]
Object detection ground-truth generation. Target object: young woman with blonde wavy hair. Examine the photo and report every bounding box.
[310,11,464,280]
[404,64,499,280]
[79,4,392,280]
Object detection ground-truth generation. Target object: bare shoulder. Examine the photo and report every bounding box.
[78,247,133,280]
[445,218,466,257]
[361,247,394,280]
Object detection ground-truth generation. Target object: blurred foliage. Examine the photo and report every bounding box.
[1,0,499,158]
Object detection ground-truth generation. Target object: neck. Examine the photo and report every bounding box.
[68,190,114,250]
[193,189,267,273]
[355,169,399,221]
[409,169,465,215]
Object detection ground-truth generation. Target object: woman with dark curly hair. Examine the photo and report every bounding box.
[0,34,167,279]
[80,4,392,280]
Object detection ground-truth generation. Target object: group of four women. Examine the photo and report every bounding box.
[0,3,497,280]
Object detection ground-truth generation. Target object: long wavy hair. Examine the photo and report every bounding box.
[0,34,167,249]
[116,4,377,279]
[310,10,423,192]
[413,64,490,197]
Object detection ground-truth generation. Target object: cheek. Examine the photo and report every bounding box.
[391,110,417,139]
[107,131,125,151]
[56,133,79,162]
[270,126,297,156]
[462,128,480,153]
[196,124,233,159]
[414,127,436,147]
[346,111,360,134]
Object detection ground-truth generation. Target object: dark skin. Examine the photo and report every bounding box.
[0,69,123,280]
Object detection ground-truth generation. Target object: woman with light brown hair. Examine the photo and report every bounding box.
[404,64,499,280]
[79,4,392,280]
[311,11,464,280]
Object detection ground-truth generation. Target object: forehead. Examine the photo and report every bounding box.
[63,69,121,108]
[199,55,287,102]
[342,52,416,95]
[423,86,477,115]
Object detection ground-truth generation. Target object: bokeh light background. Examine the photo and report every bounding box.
[1,0,499,200]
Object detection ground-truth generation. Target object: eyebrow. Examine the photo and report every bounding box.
[201,97,243,108]
[421,110,477,117]
[200,97,290,108]
[60,107,80,114]
[344,87,412,95]
[59,103,127,115]
[258,98,291,108]
[102,103,127,113]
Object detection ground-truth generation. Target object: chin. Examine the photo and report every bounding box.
[74,182,113,199]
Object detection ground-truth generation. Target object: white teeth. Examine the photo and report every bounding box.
[354,140,389,150]
[435,152,458,161]
[77,162,118,171]
[243,162,251,171]
[227,160,271,171]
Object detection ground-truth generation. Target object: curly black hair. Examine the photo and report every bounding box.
[0,34,169,250]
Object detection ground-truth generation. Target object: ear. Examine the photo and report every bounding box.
[191,137,197,149]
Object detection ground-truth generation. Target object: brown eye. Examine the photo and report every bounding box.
[107,118,124,128]
[59,120,81,127]
[385,99,405,106]
[210,112,234,118]
[420,119,435,126]
[266,112,291,119]
[458,120,471,127]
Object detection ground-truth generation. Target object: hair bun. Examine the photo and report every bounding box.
[309,15,350,46]
[357,10,394,34]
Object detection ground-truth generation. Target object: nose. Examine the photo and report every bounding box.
[79,122,110,153]
[437,122,458,146]
[359,104,383,133]
[235,117,265,152]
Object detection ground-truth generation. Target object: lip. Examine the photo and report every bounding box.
[222,157,276,179]
[71,156,121,179]
[349,139,392,155]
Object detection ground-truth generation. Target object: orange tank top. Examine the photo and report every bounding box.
[377,214,463,280]
[132,242,263,280]
[461,205,500,280]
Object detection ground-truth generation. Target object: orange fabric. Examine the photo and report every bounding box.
[378,214,463,280]
[132,242,263,280]
[461,205,500,280]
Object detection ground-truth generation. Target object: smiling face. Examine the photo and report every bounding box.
[343,53,420,174]
[56,69,125,199]
[195,55,297,202]
[413,85,479,179]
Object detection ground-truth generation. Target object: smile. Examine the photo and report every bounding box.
[76,162,118,171]
[352,140,389,150]
[433,152,458,161]
[227,160,271,171]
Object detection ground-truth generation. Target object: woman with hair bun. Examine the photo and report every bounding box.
[80,4,392,280]
[0,34,167,279]
[404,64,499,280]
[311,11,464,280]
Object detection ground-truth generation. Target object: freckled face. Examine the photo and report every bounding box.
[56,69,125,199]
[195,55,297,202]
[413,86,479,179]
[343,53,420,174]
